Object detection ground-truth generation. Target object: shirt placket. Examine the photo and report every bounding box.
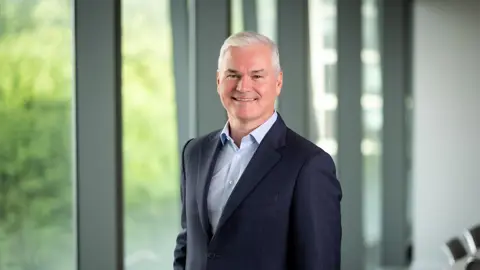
[220,143,237,206]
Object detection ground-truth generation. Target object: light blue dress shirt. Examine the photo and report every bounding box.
[207,111,278,233]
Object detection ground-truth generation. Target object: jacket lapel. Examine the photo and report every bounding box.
[214,116,287,236]
[196,133,222,238]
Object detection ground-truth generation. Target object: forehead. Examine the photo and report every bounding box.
[222,44,273,70]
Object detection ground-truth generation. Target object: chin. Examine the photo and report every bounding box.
[240,115,267,124]
[231,110,258,122]
[235,113,255,120]
[227,103,266,122]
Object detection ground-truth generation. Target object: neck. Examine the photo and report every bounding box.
[228,111,274,147]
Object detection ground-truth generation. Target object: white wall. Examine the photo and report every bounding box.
[412,0,480,269]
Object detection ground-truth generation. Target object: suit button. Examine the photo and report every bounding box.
[207,253,217,259]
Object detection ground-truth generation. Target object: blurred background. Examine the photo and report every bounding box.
[0,0,478,269]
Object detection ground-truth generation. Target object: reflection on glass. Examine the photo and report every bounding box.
[122,0,179,269]
[0,0,75,269]
[362,0,383,268]
[308,0,338,159]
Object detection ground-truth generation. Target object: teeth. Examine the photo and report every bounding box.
[235,98,254,101]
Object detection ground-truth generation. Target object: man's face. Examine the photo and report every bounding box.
[216,44,282,124]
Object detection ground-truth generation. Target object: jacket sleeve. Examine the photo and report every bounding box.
[289,151,343,270]
[173,139,193,270]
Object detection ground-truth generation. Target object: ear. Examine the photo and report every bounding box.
[216,71,221,92]
[275,71,283,96]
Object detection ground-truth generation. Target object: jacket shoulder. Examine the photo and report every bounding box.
[182,129,222,157]
[284,128,333,161]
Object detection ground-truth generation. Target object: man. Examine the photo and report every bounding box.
[173,31,342,270]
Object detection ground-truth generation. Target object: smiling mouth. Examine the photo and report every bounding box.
[232,97,257,102]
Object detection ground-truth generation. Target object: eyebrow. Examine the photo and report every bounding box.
[225,69,266,74]
[225,69,240,74]
[251,69,265,74]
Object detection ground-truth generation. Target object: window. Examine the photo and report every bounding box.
[230,0,277,41]
[0,0,75,269]
[309,0,338,158]
[230,0,244,34]
[256,0,278,42]
[362,0,383,267]
[121,0,179,269]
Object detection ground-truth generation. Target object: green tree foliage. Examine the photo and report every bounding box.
[122,0,179,214]
[0,0,179,268]
[0,0,74,268]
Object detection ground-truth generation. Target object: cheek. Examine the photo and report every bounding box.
[255,84,276,100]
[220,81,236,92]
[219,83,234,101]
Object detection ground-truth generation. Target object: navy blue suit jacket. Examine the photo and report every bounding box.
[173,115,342,270]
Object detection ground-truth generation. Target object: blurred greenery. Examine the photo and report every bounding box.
[0,0,179,269]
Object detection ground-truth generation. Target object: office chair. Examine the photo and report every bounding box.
[464,224,480,254]
[442,237,469,266]
[465,255,480,270]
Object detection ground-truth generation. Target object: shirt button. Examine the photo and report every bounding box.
[229,181,233,185]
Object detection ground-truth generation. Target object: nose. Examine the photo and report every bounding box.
[236,76,252,92]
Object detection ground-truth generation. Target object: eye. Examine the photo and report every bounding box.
[252,75,263,80]
[226,74,239,79]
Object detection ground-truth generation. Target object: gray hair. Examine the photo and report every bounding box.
[217,31,282,73]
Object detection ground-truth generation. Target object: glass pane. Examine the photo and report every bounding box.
[0,0,75,269]
[362,0,383,268]
[229,0,277,41]
[230,0,244,34]
[121,0,179,269]
[309,0,338,159]
[256,0,277,42]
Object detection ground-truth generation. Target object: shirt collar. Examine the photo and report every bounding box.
[220,111,278,145]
